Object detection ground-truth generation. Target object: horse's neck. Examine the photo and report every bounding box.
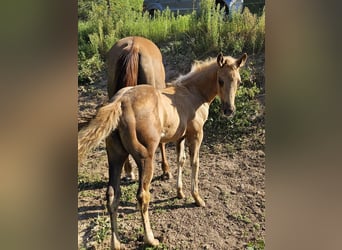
[185,64,218,104]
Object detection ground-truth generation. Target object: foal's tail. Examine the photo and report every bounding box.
[78,99,122,163]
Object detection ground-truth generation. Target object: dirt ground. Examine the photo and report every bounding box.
[78,53,265,250]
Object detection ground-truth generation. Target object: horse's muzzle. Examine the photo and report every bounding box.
[222,104,235,117]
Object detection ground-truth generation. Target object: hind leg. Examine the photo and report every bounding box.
[159,143,172,180]
[105,134,128,250]
[123,157,135,181]
[135,155,159,246]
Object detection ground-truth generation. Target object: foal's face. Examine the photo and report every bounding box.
[216,53,247,117]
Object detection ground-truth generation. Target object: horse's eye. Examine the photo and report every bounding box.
[218,78,224,87]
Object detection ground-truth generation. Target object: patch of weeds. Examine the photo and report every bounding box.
[231,213,252,224]
[78,172,106,191]
[144,243,168,250]
[79,190,97,198]
[246,238,265,250]
[135,225,144,236]
[121,182,139,203]
[253,223,260,230]
[91,214,111,244]
[153,205,166,214]
[185,196,193,204]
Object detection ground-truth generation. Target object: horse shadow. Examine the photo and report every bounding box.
[78,172,173,192]
[78,173,197,222]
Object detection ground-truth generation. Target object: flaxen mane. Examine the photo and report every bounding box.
[172,56,236,86]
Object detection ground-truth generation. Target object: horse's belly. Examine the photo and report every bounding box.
[160,121,186,143]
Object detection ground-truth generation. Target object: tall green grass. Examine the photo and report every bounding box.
[78,0,265,84]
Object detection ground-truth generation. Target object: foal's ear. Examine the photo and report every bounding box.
[236,53,248,68]
[217,52,225,68]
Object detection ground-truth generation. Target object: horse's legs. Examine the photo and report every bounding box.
[159,143,172,180]
[123,158,135,181]
[134,154,159,246]
[176,138,186,199]
[105,134,128,250]
[188,132,206,207]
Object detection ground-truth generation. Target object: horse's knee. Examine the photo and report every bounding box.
[107,186,121,211]
[137,190,150,212]
[107,186,115,204]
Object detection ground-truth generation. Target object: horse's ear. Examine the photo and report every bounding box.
[236,53,248,68]
[217,53,225,68]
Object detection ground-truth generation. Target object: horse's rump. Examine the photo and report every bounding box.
[107,36,166,98]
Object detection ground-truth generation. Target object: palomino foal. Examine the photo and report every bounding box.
[78,52,247,249]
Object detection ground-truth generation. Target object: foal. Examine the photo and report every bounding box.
[78,53,247,249]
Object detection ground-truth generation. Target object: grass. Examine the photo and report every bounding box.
[121,182,139,203]
[78,0,265,84]
[78,171,107,191]
[92,214,111,244]
[144,243,168,250]
[246,238,265,250]
[234,213,252,224]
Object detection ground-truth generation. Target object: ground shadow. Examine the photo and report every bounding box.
[78,176,147,192]
[78,180,107,191]
[150,197,198,210]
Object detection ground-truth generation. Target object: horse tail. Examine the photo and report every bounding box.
[117,41,139,90]
[78,99,122,163]
[125,44,139,86]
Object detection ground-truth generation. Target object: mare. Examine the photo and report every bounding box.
[78,52,247,249]
[106,36,171,180]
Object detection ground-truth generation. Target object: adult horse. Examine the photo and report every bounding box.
[106,36,171,180]
[78,52,247,249]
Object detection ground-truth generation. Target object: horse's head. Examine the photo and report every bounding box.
[216,53,247,117]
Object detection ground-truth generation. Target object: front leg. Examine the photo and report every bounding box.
[176,138,186,199]
[188,131,205,207]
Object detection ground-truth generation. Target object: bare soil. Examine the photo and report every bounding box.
[78,53,265,250]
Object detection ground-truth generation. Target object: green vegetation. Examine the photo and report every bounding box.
[144,243,168,250]
[204,61,264,151]
[78,171,106,191]
[246,238,265,250]
[121,182,139,203]
[92,214,111,244]
[78,0,265,84]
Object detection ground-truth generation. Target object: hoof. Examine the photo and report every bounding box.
[145,238,159,247]
[195,197,206,207]
[121,175,134,183]
[161,172,172,180]
[177,190,185,199]
[111,237,121,250]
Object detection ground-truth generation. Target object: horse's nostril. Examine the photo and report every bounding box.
[223,106,235,117]
[224,108,233,116]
